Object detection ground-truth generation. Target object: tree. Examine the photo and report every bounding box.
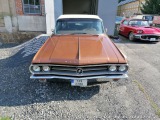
[141,0,160,14]
[118,0,125,3]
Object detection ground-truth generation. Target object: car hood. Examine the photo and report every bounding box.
[32,34,126,65]
[137,27,160,34]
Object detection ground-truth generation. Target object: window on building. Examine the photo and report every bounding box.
[23,0,41,14]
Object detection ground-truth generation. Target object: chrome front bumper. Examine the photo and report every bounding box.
[30,74,128,80]
[134,34,160,41]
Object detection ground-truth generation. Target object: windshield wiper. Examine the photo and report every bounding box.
[70,32,88,34]
[70,33,99,36]
[58,33,99,36]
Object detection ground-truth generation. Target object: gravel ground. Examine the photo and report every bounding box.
[0,35,160,120]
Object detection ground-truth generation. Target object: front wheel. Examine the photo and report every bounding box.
[129,32,135,41]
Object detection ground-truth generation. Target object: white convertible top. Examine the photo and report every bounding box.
[57,14,102,20]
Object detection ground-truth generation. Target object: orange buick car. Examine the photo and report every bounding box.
[29,15,128,87]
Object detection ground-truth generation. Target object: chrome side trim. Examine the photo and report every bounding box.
[30,74,128,80]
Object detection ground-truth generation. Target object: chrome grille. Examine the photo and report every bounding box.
[141,35,159,40]
[30,64,128,77]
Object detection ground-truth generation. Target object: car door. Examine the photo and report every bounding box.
[127,20,138,35]
[119,20,129,36]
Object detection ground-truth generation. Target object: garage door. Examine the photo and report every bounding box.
[63,0,98,15]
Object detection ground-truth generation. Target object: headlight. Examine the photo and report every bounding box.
[32,65,40,72]
[43,66,50,72]
[118,65,127,72]
[109,65,117,72]
[137,30,143,34]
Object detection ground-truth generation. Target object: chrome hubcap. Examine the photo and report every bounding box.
[129,33,134,41]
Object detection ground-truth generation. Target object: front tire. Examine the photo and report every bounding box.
[129,32,135,41]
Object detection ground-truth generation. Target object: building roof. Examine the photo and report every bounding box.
[118,0,137,6]
[57,14,102,20]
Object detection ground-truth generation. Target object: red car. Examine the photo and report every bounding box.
[119,18,160,42]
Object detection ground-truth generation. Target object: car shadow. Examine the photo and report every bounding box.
[0,45,100,107]
[112,35,159,45]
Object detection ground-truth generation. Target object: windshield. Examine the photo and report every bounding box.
[129,20,150,27]
[55,18,104,35]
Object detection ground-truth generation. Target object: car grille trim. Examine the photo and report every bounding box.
[30,64,128,77]
[141,35,159,39]
[32,70,125,76]
[50,66,108,71]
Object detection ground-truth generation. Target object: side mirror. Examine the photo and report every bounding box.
[51,29,55,34]
[105,28,108,33]
[150,23,153,27]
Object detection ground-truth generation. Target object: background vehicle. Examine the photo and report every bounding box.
[153,16,160,28]
[119,18,160,42]
[131,14,154,25]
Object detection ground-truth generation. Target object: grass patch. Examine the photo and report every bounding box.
[0,117,11,120]
[133,80,160,117]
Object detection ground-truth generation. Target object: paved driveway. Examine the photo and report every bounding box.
[0,35,160,120]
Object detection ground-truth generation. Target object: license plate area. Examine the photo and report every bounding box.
[150,38,156,41]
[71,79,87,87]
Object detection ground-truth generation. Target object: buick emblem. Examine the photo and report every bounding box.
[76,68,83,75]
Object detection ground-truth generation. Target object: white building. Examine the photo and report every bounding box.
[45,0,118,35]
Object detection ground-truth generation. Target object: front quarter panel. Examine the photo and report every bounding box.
[125,25,137,36]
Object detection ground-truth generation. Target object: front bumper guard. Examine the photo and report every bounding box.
[134,34,160,41]
[30,74,128,80]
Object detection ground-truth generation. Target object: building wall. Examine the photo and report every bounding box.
[117,0,145,17]
[0,5,5,28]
[54,0,63,21]
[45,0,118,35]
[15,0,45,16]
[15,0,46,32]
[1,0,117,37]
[0,0,46,33]
[15,0,23,15]
[98,0,118,35]
[0,0,17,32]
[0,0,46,43]
[18,16,46,31]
